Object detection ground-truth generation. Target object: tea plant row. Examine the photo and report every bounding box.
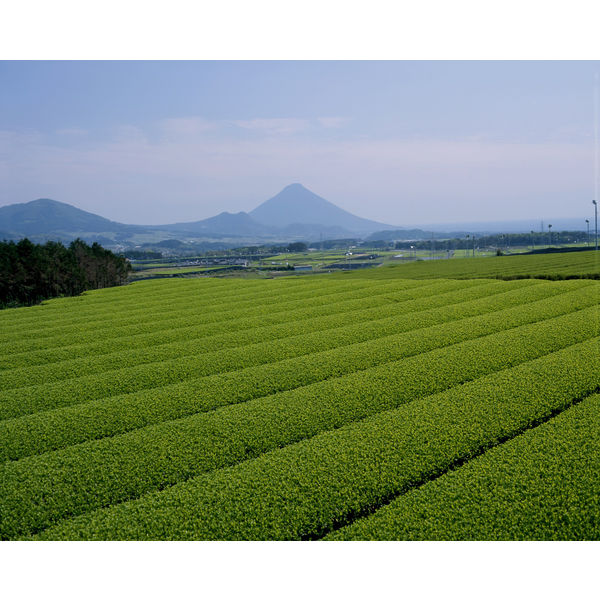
[1,302,597,538]
[31,337,600,540]
[328,393,600,540]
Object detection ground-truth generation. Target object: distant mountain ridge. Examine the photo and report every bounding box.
[0,184,398,244]
[0,198,135,236]
[0,188,589,249]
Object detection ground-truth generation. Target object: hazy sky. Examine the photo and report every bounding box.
[0,60,598,226]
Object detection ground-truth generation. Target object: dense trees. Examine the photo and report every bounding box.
[0,238,131,308]
[286,242,308,252]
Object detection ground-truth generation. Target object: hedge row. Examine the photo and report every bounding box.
[328,393,600,540]
[31,337,600,540]
[0,281,595,461]
[1,279,568,390]
[1,284,595,422]
[1,304,597,538]
[0,279,493,370]
[0,279,498,387]
[342,250,600,281]
[0,278,413,350]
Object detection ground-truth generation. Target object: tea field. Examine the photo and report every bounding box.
[0,256,599,540]
[354,248,600,280]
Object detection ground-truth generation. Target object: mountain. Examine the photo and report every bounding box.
[161,211,271,236]
[0,198,143,239]
[0,185,397,246]
[166,210,356,239]
[279,223,353,238]
[249,183,395,234]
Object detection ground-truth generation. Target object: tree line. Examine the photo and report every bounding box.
[0,238,132,308]
[122,249,163,260]
[393,230,589,251]
[194,241,311,257]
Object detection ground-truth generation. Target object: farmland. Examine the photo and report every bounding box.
[0,253,599,540]
[339,248,600,280]
[126,245,599,281]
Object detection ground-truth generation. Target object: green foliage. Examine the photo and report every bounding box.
[121,250,162,260]
[31,338,600,540]
[286,242,308,252]
[341,250,600,280]
[1,274,599,540]
[328,393,600,541]
[0,238,131,308]
[0,278,442,365]
[0,280,592,461]
[393,230,591,250]
[0,279,529,390]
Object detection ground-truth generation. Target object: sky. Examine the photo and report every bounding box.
[0,60,598,226]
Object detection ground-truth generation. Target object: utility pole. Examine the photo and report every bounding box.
[548,224,552,247]
[531,230,535,251]
[595,74,599,251]
[594,200,598,250]
[586,219,590,246]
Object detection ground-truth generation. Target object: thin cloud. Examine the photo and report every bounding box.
[159,117,217,139]
[232,117,350,135]
[316,117,350,129]
[232,118,311,135]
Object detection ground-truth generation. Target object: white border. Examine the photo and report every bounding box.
[1,0,600,59]
[1,2,598,598]
[1,541,598,599]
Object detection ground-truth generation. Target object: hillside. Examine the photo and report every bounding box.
[0,186,396,244]
[163,211,271,236]
[6,186,583,248]
[0,198,138,238]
